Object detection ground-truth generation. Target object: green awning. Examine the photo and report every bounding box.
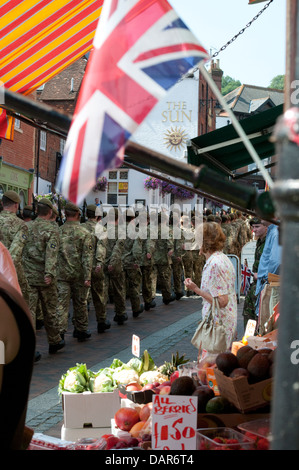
[187,104,283,177]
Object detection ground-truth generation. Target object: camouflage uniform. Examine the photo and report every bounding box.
[171,227,184,299]
[190,222,205,289]
[56,216,93,338]
[242,235,266,328]
[0,209,29,303]
[122,220,143,316]
[84,217,109,330]
[222,222,235,255]
[181,226,194,295]
[105,220,127,324]
[153,220,174,304]
[141,224,156,309]
[22,215,61,345]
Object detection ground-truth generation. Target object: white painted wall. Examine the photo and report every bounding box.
[86,71,201,210]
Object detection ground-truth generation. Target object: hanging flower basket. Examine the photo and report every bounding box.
[144,177,194,201]
[93,176,108,192]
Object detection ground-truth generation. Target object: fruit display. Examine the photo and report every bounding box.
[238,418,271,450]
[50,348,274,451]
[58,351,189,397]
[196,427,255,450]
[216,345,275,384]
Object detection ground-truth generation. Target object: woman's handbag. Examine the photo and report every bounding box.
[191,297,228,353]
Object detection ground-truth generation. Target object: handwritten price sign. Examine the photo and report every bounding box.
[152,394,197,450]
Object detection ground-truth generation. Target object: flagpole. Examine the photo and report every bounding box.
[199,63,274,189]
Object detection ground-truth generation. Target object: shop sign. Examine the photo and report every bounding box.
[118,182,128,193]
[152,394,197,450]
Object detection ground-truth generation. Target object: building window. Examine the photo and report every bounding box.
[60,138,66,154]
[119,170,128,180]
[40,131,47,151]
[15,116,21,129]
[107,170,129,205]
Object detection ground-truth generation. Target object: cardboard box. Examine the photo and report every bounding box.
[197,412,270,430]
[61,425,112,442]
[214,368,272,413]
[62,389,120,428]
[231,341,246,356]
[247,329,278,350]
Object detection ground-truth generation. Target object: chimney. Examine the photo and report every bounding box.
[209,59,223,93]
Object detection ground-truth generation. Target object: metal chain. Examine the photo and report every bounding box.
[211,0,274,58]
[182,0,274,80]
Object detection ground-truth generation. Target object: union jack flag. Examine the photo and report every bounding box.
[241,264,252,296]
[57,0,209,204]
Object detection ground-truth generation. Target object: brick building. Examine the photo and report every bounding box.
[0,96,36,206]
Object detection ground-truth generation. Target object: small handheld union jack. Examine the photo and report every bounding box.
[241,264,252,296]
[57,0,209,204]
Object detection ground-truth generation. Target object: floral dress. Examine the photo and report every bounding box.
[201,251,237,349]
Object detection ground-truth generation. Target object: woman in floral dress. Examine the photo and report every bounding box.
[184,222,237,352]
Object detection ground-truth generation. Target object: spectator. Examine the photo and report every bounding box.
[242,218,268,329]
[0,273,35,450]
[184,222,237,353]
[255,221,281,319]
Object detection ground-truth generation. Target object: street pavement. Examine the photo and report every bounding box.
[25,291,246,439]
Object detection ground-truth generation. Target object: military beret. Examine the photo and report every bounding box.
[250,217,262,226]
[38,197,53,209]
[65,201,80,212]
[95,206,103,217]
[87,204,97,213]
[52,206,59,216]
[3,190,21,204]
[23,204,33,211]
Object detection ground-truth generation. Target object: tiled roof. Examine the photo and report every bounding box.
[223,84,284,114]
[38,56,88,101]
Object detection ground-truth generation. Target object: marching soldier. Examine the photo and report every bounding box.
[0,190,30,304]
[190,216,206,289]
[141,213,156,311]
[153,212,175,304]
[181,215,194,296]
[171,212,184,300]
[56,202,93,342]
[122,208,144,317]
[84,204,110,333]
[22,198,64,354]
[105,208,128,325]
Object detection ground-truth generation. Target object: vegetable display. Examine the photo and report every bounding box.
[58,350,187,395]
[58,350,159,394]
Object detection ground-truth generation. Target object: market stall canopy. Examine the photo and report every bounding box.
[187,104,284,178]
[0,0,103,140]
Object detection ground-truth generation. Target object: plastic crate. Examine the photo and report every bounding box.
[196,427,255,450]
[237,418,271,450]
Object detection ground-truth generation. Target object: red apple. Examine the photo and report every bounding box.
[170,371,179,383]
[142,383,155,391]
[160,381,171,386]
[126,382,142,391]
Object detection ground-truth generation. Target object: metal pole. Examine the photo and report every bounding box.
[270,0,299,450]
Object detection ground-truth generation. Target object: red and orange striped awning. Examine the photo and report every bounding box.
[0,0,103,140]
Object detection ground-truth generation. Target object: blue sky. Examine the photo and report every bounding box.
[169,0,286,88]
